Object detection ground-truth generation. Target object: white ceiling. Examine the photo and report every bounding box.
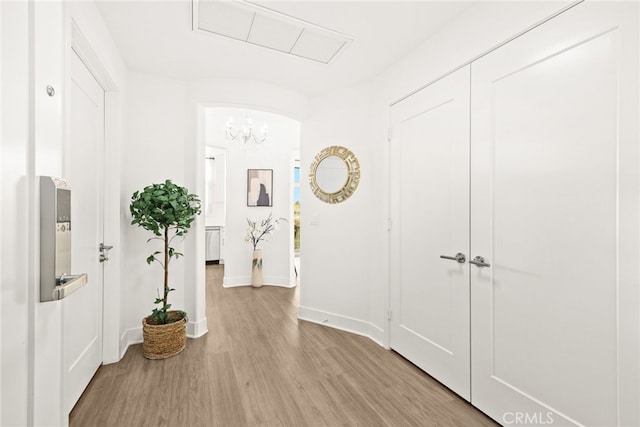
[195,1,353,64]
[95,0,474,97]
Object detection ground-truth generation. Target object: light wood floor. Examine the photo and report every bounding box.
[70,265,497,427]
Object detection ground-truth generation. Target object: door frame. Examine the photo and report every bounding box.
[65,17,120,365]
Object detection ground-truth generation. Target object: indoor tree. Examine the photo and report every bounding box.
[130,179,201,324]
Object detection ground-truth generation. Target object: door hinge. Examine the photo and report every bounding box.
[387,218,392,231]
[387,127,393,142]
[387,310,393,321]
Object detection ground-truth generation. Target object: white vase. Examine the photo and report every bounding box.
[251,249,263,288]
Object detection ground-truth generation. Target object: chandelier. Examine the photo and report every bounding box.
[225,115,268,144]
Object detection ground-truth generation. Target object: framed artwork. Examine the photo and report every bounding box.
[247,169,273,207]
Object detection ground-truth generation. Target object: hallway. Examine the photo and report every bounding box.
[69,265,496,426]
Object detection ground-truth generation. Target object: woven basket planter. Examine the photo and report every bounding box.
[142,311,187,359]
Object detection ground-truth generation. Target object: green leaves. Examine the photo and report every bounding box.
[168,247,183,259]
[146,251,161,265]
[129,180,202,237]
[130,180,201,324]
[150,303,173,324]
[150,306,168,324]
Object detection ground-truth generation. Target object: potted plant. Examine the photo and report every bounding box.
[130,179,201,359]
[244,213,286,287]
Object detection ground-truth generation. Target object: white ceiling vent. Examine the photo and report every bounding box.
[193,0,353,64]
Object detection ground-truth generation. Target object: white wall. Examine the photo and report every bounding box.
[1,1,126,424]
[377,1,574,105]
[188,78,310,121]
[32,5,66,424]
[299,1,574,346]
[206,108,299,288]
[120,72,189,344]
[298,83,385,342]
[30,2,67,424]
[2,1,69,424]
[0,3,3,422]
[1,3,31,425]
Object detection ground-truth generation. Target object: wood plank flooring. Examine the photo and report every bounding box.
[70,265,497,427]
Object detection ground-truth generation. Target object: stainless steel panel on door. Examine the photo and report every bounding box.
[39,176,87,301]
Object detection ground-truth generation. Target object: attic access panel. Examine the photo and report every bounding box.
[193,0,352,64]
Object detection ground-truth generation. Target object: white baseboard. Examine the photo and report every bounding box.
[187,317,208,338]
[223,275,295,288]
[297,306,386,348]
[367,322,385,347]
[264,276,296,288]
[223,275,250,287]
[119,327,143,360]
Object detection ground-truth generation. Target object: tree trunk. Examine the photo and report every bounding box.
[164,226,169,307]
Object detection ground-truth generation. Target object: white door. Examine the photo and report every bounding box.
[64,51,105,414]
[390,66,471,400]
[470,2,639,426]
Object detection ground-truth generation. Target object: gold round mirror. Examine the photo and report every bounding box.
[309,146,360,204]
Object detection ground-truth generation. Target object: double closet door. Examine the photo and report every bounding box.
[390,2,639,426]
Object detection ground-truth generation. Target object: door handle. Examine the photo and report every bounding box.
[99,243,113,263]
[440,252,466,263]
[54,273,88,300]
[469,256,491,268]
